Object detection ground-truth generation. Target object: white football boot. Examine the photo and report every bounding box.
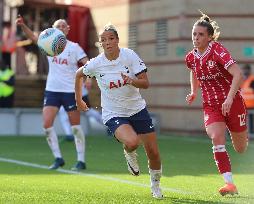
[150,168,163,199]
[123,149,140,176]
[151,184,163,199]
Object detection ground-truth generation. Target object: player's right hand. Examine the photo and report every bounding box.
[76,100,89,112]
[15,15,24,26]
[186,93,196,105]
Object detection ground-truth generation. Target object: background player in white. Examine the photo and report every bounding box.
[75,23,163,199]
[59,77,103,141]
[16,16,88,171]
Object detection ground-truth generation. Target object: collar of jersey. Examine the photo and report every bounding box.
[193,41,213,60]
[102,48,121,65]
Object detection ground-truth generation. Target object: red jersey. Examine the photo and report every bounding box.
[185,41,239,107]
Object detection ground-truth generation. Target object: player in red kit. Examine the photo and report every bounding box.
[185,12,249,196]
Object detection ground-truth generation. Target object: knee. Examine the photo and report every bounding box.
[210,134,225,145]
[125,139,139,151]
[234,145,247,154]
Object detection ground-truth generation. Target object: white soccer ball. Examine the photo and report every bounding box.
[37,28,67,57]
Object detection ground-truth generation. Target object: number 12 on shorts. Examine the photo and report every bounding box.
[238,113,246,126]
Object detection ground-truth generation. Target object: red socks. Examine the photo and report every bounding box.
[213,145,231,174]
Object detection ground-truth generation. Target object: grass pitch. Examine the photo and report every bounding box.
[0,135,253,203]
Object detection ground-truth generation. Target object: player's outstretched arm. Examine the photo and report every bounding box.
[75,67,89,111]
[15,15,38,43]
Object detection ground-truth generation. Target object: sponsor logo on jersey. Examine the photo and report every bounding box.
[52,57,68,65]
[109,79,128,89]
[197,73,220,81]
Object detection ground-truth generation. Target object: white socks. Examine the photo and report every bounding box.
[72,125,85,162]
[223,172,233,184]
[44,127,62,158]
[149,168,162,188]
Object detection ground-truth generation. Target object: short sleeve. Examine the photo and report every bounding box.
[82,61,95,78]
[75,44,87,62]
[185,55,191,70]
[129,50,147,76]
[214,43,236,70]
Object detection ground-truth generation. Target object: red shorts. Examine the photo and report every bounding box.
[203,94,247,132]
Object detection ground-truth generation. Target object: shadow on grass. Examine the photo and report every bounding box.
[169,197,226,204]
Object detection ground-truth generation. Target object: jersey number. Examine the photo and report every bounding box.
[238,114,246,126]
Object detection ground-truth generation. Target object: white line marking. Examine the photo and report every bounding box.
[0,157,191,195]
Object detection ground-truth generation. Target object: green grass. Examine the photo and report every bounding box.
[0,135,253,204]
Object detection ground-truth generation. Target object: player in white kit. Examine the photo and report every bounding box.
[59,77,103,141]
[16,16,88,171]
[75,23,163,199]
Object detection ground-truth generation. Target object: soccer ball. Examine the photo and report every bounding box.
[37,28,67,57]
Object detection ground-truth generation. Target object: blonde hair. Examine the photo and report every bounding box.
[99,22,119,39]
[52,19,68,28]
[194,10,220,41]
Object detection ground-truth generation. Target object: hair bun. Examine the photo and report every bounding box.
[204,17,210,22]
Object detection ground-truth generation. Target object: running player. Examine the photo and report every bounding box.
[16,16,88,171]
[185,11,249,196]
[75,23,163,199]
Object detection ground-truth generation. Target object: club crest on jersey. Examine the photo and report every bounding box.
[207,60,215,69]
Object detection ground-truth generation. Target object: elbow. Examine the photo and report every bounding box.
[75,68,84,80]
[143,81,150,89]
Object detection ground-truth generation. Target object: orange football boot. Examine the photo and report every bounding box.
[219,183,238,196]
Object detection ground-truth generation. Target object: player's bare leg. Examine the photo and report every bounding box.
[140,132,163,199]
[230,130,248,153]
[115,124,140,176]
[206,122,238,196]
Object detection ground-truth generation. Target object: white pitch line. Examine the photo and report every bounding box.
[0,157,191,195]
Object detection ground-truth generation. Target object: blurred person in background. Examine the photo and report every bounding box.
[185,12,248,196]
[1,21,17,67]
[241,64,254,109]
[16,16,89,171]
[0,59,15,108]
[75,23,163,199]
[59,77,103,141]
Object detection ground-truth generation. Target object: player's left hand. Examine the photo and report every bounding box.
[76,100,89,112]
[222,96,233,116]
[121,73,133,85]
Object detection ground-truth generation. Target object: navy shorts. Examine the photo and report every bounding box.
[43,91,77,112]
[105,107,155,135]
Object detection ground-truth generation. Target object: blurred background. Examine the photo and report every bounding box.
[0,0,254,137]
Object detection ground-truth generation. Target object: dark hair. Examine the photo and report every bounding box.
[194,10,220,41]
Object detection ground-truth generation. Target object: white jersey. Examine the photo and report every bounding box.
[83,48,147,124]
[46,40,87,92]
